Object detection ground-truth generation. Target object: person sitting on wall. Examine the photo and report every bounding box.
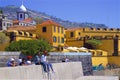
[19,58,26,66]
[34,52,48,72]
[34,52,41,65]
[6,58,17,67]
[62,56,69,62]
[26,56,32,65]
[41,51,55,73]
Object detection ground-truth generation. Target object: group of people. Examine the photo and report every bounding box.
[7,55,33,67]
[6,51,55,73]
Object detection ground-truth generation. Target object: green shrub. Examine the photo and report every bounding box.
[5,39,52,56]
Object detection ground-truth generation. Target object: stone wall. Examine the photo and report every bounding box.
[0,52,20,67]
[48,52,93,76]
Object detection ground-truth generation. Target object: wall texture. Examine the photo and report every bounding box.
[0,62,83,80]
[0,62,118,80]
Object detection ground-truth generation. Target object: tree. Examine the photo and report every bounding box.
[0,10,3,14]
[86,39,102,49]
[5,39,52,56]
[0,32,10,44]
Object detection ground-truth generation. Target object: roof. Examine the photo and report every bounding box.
[39,20,62,27]
[23,18,33,23]
[13,20,19,24]
[8,26,36,31]
[66,27,82,31]
[13,18,33,24]
[19,4,27,12]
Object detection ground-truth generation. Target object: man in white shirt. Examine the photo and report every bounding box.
[41,51,54,73]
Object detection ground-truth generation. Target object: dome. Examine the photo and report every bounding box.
[19,4,27,12]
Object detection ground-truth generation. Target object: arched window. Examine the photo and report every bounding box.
[24,32,27,36]
[58,36,60,43]
[18,31,22,36]
[61,37,64,43]
[20,14,23,18]
[53,36,57,43]
[29,33,33,37]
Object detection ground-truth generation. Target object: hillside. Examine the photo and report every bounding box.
[0,5,108,28]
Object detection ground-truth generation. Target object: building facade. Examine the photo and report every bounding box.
[0,13,13,30]
[65,27,120,55]
[36,20,65,50]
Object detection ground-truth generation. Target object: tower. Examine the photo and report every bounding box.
[17,1,29,21]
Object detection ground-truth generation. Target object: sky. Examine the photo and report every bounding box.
[0,0,120,28]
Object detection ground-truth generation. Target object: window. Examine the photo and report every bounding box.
[103,28,107,31]
[70,32,74,37]
[78,32,81,35]
[3,22,6,26]
[117,28,120,31]
[61,38,64,43]
[58,36,60,43]
[18,31,22,36]
[97,28,100,30]
[42,27,46,32]
[54,26,56,32]
[24,32,27,36]
[53,36,57,42]
[110,28,113,31]
[61,28,64,34]
[29,33,33,37]
[58,27,60,33]
[20,14,23,18]
[90,28,94,30]
[97,52,102,56]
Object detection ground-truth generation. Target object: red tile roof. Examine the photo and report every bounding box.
[39,20,62,27]
[8,26,36,31]
[13,20,19,24]
[23,18,33,23]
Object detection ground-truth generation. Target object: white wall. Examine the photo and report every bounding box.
[0,62,83,80]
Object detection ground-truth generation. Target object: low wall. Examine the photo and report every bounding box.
[48,52,93,76]
[0,62,83,80]
[76,76,119,80]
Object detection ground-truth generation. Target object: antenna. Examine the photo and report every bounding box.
[22,0,23,5]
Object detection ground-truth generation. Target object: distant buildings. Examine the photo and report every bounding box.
[0,3,36,31]
[13,4,36,26]
[0,12,13,30]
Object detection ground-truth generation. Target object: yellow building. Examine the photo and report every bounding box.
[36,20,65,50]
[66,27,120,55]
[8,26,36,34]
[6,30,36,41]
[65,27,120,67]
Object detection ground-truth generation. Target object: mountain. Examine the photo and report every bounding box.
[0,5,108,28]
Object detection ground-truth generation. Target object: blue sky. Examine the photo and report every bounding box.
[0,0,120,28]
